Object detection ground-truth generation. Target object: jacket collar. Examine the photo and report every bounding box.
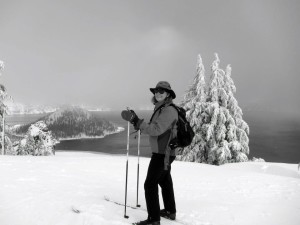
[154,98,173,111]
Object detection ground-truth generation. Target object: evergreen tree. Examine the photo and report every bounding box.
[16,121,56,156]
[0,60,13,155]
[200,53,233,165]
[224,64,250,162]
[177,53,250,165]
[204,53,250,164]
[0,60,7,115]
[177,54,207,162]
[182,54,206,108]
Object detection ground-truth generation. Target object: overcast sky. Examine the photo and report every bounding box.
[0,0,299,112]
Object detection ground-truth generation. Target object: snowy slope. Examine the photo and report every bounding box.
[0,152,299,225]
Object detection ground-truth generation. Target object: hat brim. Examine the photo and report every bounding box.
[149,88,176,99]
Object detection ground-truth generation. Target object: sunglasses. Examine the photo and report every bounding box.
[154,88,166,94]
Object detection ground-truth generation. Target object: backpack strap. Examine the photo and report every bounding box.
[169,103,179,113]
[149,104,166,122]
[150,103,179,123]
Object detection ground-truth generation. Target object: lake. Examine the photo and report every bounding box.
[6,110,300,163]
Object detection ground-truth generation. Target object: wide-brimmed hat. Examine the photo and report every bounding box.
[150,81,176,99]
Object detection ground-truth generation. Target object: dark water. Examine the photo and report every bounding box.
[55,111,154,157]
[6,110,300,163]
[244,111,300,163]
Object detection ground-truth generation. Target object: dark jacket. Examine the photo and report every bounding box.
[139,99,178,157]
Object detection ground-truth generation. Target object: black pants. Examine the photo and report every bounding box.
[144,153,176,222]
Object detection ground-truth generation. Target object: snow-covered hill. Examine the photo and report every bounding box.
[13,107,122,140]
[0,152,299,225]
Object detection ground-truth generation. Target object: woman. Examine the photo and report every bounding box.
[122,81,178,225]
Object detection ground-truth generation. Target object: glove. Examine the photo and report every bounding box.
[121,109,143,130]
[121,109,138,124]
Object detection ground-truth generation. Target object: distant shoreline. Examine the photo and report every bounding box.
[10,126,125,143]
[57,126,125,142]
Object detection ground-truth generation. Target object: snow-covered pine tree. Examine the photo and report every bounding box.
[177,54,207,162]
[182,54,206,107]
[0,60,6,117]
[0,60,4,155]
[203,53,249,165]
[0,60,7,112]
[16,121,56,156]
[198,53,231,165]
[224,64,250,162]
[176,54,249,165]
[0,60,13,155]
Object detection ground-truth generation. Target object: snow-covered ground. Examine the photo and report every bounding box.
[0,152,299,225]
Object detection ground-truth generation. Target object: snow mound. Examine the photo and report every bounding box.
[223,162,300,179]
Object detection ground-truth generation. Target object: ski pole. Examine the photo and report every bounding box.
[124,121,130,219]
[136,130,141,207]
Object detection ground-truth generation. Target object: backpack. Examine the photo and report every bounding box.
[150,103,195,150]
